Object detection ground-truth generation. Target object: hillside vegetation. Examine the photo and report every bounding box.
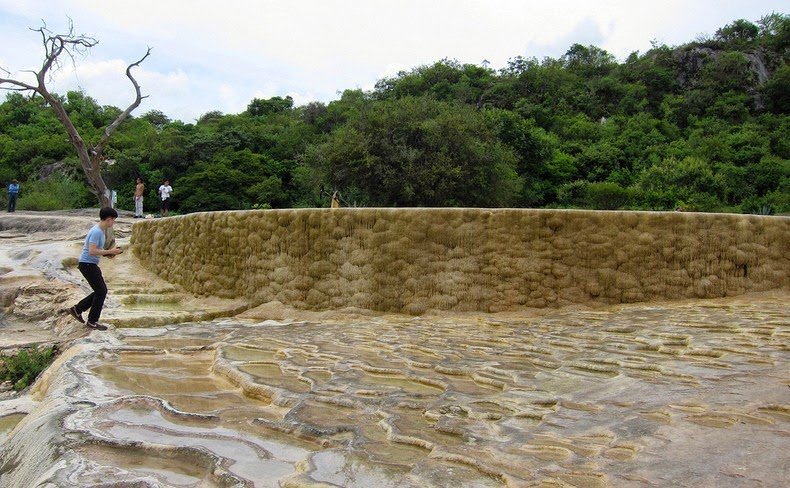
[0,14,787,214]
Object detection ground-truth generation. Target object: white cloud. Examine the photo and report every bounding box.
[285,91,316,107]
[1,0,786,121]
[40,59,190,117]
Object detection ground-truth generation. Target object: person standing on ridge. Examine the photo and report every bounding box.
[134,177,145,218]
[158,178,173,217]
[331,190,341,208]
[67,207,123,331]
[7,179,19,212]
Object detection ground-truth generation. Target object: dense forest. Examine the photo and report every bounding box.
[1,14,787,214]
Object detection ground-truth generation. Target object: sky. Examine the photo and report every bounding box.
[0,1,785,122]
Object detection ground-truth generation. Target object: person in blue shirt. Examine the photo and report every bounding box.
[66,207,124,330]
[7,179,19,212]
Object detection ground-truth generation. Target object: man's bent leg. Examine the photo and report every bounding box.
[75,292,95,314]
[77,263,108,323]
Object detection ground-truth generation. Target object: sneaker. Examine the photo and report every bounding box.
[86,321,108,331]
[67,306,85,324]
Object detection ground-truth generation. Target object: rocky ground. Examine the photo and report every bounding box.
[0,210,248,351]
[0,211,788,487]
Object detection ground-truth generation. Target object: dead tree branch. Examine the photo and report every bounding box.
[96,47,152,154]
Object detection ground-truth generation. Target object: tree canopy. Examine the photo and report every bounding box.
[1,14,787,214]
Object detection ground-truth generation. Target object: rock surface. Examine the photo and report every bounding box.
[0,209,788,487]
[2,294,789,487]
[132,208,789,313]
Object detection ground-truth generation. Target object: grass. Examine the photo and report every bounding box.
[0,345,58,391]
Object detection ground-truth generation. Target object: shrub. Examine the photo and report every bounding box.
[741,187,790,215]
[16,175,93,211]
[556,180,589,207]
[636,156,724,210]
[556,180,632,209]
[680,192,725,212]
[0,345,57,391]
[585,181,631,209]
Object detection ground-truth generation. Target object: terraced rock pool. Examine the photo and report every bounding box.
[2,293,788,487]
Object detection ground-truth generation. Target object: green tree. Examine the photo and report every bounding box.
[142,110,171,129]
[756,13,790,61]
[246,96,294,116]
[585,181,632,209]
[562,44,617,78]
[761,64,790,114]
[715,19,759,46]
[177,159,248,212]
[249,175,287,207]
[305,97,520,206]
[637,156,724,210]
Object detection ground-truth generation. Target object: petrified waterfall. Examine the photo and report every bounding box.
[131,209,789,313]
[1,209,788,487]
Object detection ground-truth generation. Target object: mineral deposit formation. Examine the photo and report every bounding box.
[131,209,789,313]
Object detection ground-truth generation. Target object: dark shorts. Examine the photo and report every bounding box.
[161,198,170,210]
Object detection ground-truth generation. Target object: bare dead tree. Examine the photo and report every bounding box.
[0,21,151,207]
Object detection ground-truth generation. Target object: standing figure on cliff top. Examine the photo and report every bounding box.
[66,207,123,331]
[134,177,145,218]
[7,179,19,212]
[331,190,341,208]
[158,178,173,217]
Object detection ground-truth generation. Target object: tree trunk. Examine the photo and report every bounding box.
[45,93,111,207]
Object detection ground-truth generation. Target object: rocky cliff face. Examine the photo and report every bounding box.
[671,45,775,109]
[131,209,789,314]
[672,46,773,87]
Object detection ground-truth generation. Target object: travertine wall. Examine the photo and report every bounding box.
[131,209,789,313]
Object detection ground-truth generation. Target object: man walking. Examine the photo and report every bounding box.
[67,207,123,330]
[7,179,19,212]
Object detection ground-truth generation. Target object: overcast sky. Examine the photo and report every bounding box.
[0,1,785,122]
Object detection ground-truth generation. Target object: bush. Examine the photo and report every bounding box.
[633,187,677,210]
[585,181,631,209]
[16,175,93,211]
[761,64,790,114]
[741,187,790,215]
[556,180,632,209]
[556,180,589,207]
[0,345,57,391]
[679,192,725,212]
[636,156,724,210]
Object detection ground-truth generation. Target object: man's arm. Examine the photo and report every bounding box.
[89,243,123,257]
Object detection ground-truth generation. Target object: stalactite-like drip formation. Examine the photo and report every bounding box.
[131,209,789,314]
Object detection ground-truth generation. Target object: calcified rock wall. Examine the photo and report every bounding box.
[131,209,789,313]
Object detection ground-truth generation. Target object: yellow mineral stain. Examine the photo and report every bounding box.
[131,209,789,314]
